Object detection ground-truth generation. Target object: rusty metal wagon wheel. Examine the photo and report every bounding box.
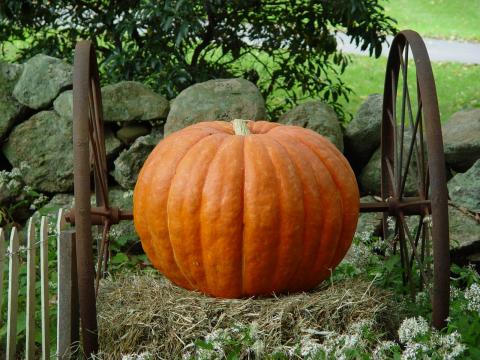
[380,30,450,329]
[66,38,135,357]
[70,40,133,357]
[70,40,105,356]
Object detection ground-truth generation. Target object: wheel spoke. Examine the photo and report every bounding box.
[400,102,423,196]
[86,77,109,207]
[397,45,409,198]
[89,119,109,207]
[91,79,108,181]
[385,157,397,198]
[415,83,427,199]
[398,220,409,285]
[398,43,424,198]
[399,212,431,289]
[88,114,109,207]
[408,215,425,270]
[95,221,110,296]
[398,44,416,129]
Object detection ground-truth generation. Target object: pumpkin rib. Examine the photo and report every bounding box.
[280,128,359,269]
[240,135,246,295]
[167,133,229,291]
[298,131,359,268]
[269,132,343,289]
[135,128,215,289]
[260,135,305,293]
[242,136,282,295]
[199,136,245,296]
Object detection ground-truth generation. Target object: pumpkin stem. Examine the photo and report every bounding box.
[232,119,251,136]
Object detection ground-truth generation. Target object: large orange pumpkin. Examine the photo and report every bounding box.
[133,119,359,298]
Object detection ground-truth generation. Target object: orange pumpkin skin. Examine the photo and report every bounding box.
[133,120,359,298]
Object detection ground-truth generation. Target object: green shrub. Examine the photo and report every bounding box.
[0,0,396,119]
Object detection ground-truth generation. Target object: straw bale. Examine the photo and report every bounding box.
[95,271,397,359]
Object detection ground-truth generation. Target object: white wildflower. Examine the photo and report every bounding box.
[401,342,430,360]
[432,331,466,360]
[121,352,153,360]
[450,285,462,300]
[341,334,360,348]
[181,351,192,360]
[387,216,396,231]
[30,193,48,210]
[372,341,399,360]
[301,337,323,357]
[350,319,373,336]
[204,328,228,354]
[6,178,21,192]
[22,185,33,193]
[19,162,31,172]
[465,283,480,313]
[122,190,134,199]
[9,167,21,178]
[398,316,430,344]
[415,290,429,304]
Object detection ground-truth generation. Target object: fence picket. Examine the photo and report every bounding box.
[26,218,37,359]
[58,230,78,359]
[57,208,78,359]
[57,208,66,235]
[6,227,20,360]
[0,228,5,322]
[40,216,50,359]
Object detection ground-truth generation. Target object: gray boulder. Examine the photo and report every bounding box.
[13,54,72,109]
[355,196,383,238]
[359,149,382,195]
[448,159,480,213]
[3,111,73,192]
[449,204,480,251]
[111,130,163,189]
[359,133,422,196]
[3,111,122,192]
[53,90,73,120]
[54,82,169,124]
[104,128,123,158]
[0,61,27,139]
[165,78,266,135]
[344,94,382,171]
[102,81,169,123]
[442,109,480,172]
[278,100,344,151]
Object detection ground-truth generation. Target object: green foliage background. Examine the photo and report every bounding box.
[0,0,396,119]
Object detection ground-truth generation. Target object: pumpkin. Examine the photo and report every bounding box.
[133,119,359,298]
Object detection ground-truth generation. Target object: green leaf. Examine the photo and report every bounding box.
[195,339,214,350]
[110,252,129,265]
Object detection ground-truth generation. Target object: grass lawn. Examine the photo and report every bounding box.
[382,0,480,42]
[338,54,480,122]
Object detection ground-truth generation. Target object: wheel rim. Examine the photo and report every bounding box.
[381,30,450,329]
[73,40,111,355]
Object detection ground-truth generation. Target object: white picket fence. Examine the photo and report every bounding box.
[0,209,78,359]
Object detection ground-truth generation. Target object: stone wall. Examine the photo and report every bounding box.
[0,54,478,261]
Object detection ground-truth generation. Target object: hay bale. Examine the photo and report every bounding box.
[96,271,396,359]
